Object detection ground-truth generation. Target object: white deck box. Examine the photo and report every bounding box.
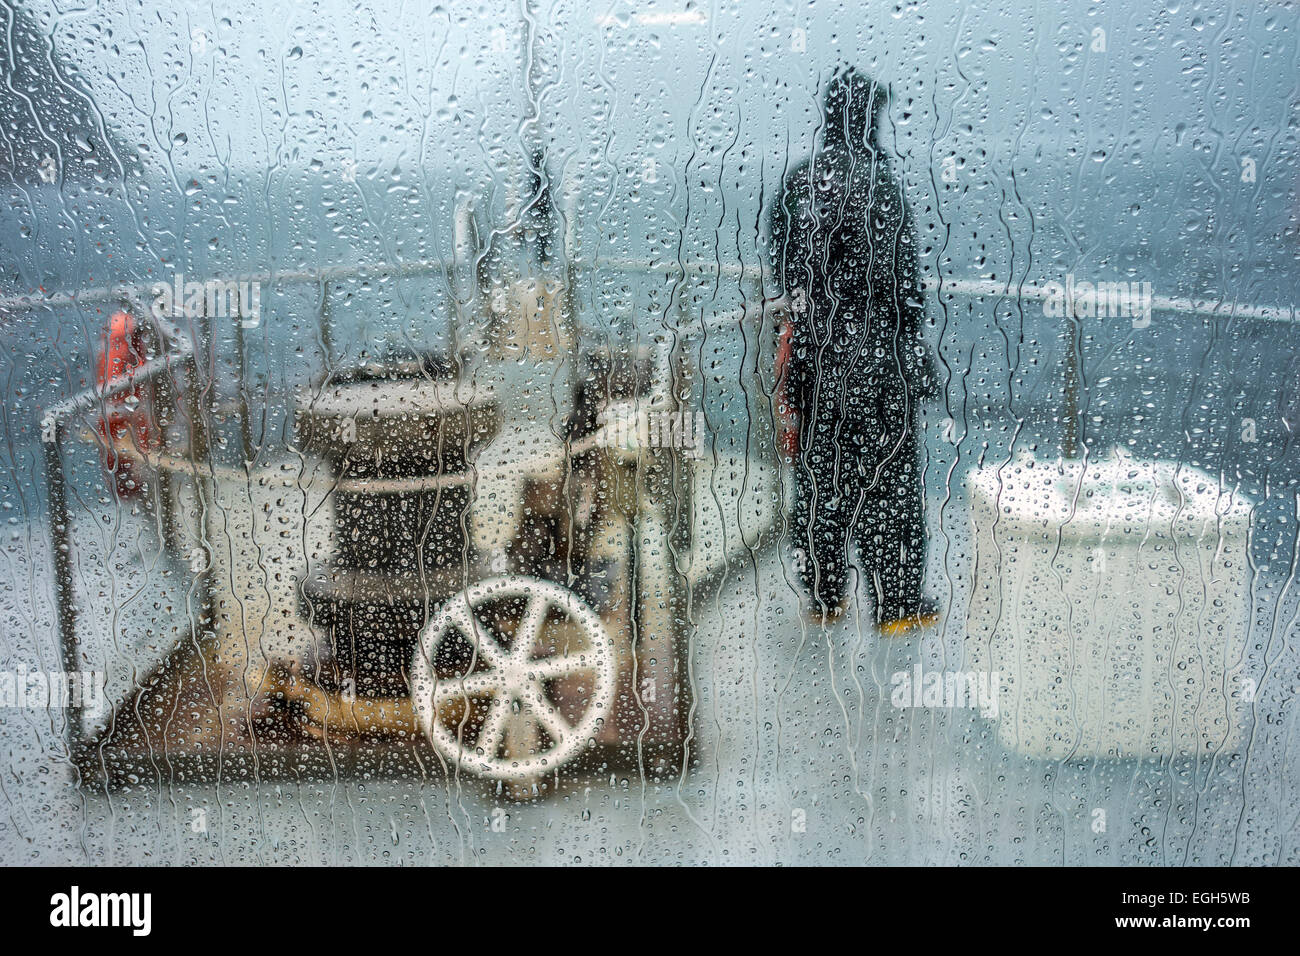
[965,450,1253,758]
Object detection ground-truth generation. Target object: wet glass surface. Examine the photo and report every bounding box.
[1,0,1298,865]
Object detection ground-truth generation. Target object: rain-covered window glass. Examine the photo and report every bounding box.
[1,0,1297,869]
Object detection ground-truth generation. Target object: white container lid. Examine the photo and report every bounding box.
[967,447,1253,541]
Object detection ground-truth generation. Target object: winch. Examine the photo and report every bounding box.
[296,353,500,699]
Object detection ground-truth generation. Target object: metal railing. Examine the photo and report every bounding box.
[33,262,787,756]
[31,253,1293,756]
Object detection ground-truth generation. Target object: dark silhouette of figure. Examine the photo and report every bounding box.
[769,67,939,630]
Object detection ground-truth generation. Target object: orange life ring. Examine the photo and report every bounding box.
[775,318,799,458]
[95,310,155,497]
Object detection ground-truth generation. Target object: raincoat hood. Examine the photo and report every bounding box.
[822,66,890,153]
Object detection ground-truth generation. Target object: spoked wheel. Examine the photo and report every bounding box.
[411,576,616,781]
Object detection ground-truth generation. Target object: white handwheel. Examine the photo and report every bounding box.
[411,576,616,780]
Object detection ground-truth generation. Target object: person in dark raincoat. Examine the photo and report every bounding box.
[769,66,940,632]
